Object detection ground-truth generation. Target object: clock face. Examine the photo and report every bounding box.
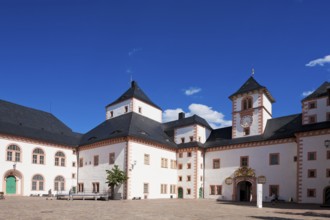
[240,115,253,128]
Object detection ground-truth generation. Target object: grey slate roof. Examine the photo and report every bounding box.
[229,77,275,102]
[205,114,302,148]
[0,99,81,146]
[163,114,213,132]
[302,81,330,102]
[106,81,162,110]
[80,112,177,148]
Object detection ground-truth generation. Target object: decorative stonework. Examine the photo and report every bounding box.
[234,167,256,178]
[257,175,266,184]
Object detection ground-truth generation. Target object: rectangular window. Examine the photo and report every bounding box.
[15,152,20,162]
[309,115,316,124]
[72,162,76,167]
[78,183,84,192]
[187,175,191,182]
[138,107,142,113]
[39,182,44,191]
[308,152,316,161]
[240,156,249,167]
[210,185,215,195]
[269,185,279,197]
[40,156,44,164]
[244,127,250,135]
[33,155,38,164]
[7,152,12,161]
[187,152,192,157]
[213,159,220,169]
[161,158,168,168]
[171,160,177,169]
[144,183,149,194]
[178,153,183,158]
[94,155,99,166]
[307,189,316,197]
[144,154,150,165]
[92,182,100,193]
[187,188,191,195]
[216,185,222,195]
[269,153,279,165]
[32,182,37,191]
[72,173,76,179]
[125,106,128,113]
[190,136,194,142]
[161,184,167,194]
[181,137,185,143]
[327,169,330,178]
[109,152,115,165]
[178,176,182,182]
[308,101,316,109]
[55,157,59,166]
[110,111,113,117]
[79,158,84,167]
[308,169,317,178]
[61,158,65,167]
[200,163,203,169]
[187,163,191,169]
[178,163,183,169]
[327,151,330,160]
[200,176,203,181]
[170,185,176,194]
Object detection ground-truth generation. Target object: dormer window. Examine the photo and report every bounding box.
[190,136,193,142]
[138,107,142,113]
[242,97,253,110]
[110,111,114,117]
[308,101,316,109]
[181,137,185,144]
[125,106,128,113]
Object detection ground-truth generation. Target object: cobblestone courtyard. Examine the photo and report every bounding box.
[1,197,330,220]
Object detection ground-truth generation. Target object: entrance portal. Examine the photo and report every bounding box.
[6,176,16,194]
[237,181,252,202]
[324,186,330,205]
[178,187,183,199]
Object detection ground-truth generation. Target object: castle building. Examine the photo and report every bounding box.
[0,77,329,204]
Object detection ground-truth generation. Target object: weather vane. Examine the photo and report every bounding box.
[251,67,255,77]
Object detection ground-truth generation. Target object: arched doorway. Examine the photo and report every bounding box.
[237,181,252,201]
[3,169,23,196]
[6,176,16,194]
[178,187,183,199]
[324,186,330,205]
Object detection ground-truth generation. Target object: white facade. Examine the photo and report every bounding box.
[0,136,76,196]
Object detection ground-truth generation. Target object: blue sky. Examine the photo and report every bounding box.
[0,0,329,133]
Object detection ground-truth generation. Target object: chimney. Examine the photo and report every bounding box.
[178,112,185,120]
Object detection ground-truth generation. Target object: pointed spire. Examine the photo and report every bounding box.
[251,68,255,77]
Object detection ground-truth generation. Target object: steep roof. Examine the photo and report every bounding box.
[205,114,302,148]
[106,81,161,110]
[229,77,275,102]
[163,114,213,131]
[0,99,81,146]
[80,112,176,148]
[302,81,330,102]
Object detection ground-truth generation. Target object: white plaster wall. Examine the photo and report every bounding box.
[128,141,177,199]
[175,126,195,144]
[304,97,330,123]
[197,150,204,198]
[197,125,211,143]
[262,109,272,132]
[205,142,297,202]
[300,134,329,204]
[0,137,77,196]
[177,150,196,199]
[78,142,126,195]
[262,94,272,115]
[132,98,162,123]
[106,99,132,120]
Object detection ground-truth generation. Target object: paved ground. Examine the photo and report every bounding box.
[1,197,330,220]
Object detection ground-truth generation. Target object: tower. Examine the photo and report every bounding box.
[229,76,275,138]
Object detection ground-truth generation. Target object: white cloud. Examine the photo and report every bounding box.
[305,55,330,67]
[128,48,142,56]
[184,87,201,96]
[302,90,314,97]
[162,103,232,129]
[162,108,184,122]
